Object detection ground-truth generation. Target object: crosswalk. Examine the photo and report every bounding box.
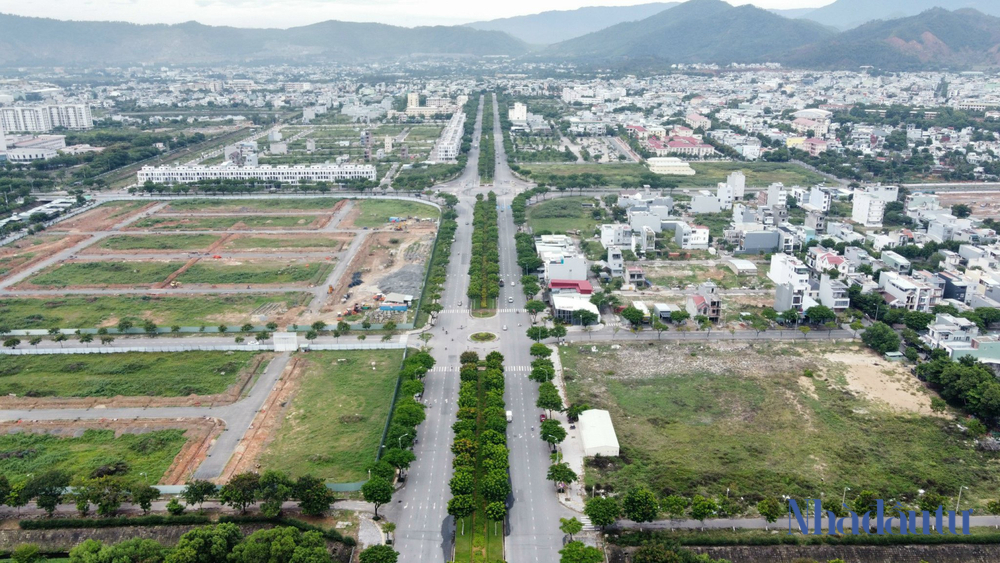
[438,308,526,314]
[579,515,596,530]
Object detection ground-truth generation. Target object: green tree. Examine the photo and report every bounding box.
[359,545,399,563]
[182,479,216,509]
[918,491,947,513]
[362,477,393,519]
[549,324,568,342]
[861,322,901,354]
[219,472,259,514]
[525,300,547,321]
[622,486,659,524]
[757,497,782,526]
[295,475,336,516]
[129,481,160,514]
[258,470,293,518]
[11,544,44,563]
[952,203,972,218]
[661,495,688,520]
[560,517,584,541]
[559,540,603,563]
[165,523,243,563]
[382,449,416,472]
[620,305,644,328]
[530,343,552,357]
[540,418,568,445]
[573,310,599,327]
[584,496,620,530]
[229,527,331,563]
[447,494,475,536]
[804,305,836,325]
[633,544,682,563]
[26,470,69,517]
[690,494,718,523]
[547,463,577,485]
[536,382,564,415]
[653,320,669,340]
[482,470,511,504]
[526,326,550,342]
[486,501,507,536]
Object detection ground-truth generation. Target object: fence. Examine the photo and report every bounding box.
[0,337,408,355]
[9,323,413,336]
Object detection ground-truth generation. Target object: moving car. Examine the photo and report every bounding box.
[503,325,507,331]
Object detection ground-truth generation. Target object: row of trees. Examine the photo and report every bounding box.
[415,198,459,320]
[447,351,510,538]
[478,95,496,182]
[466,192,500,309]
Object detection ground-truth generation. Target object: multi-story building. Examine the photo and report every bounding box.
[137,163,377,184]
[770,253,811,312]
[818,275,850,312]
[675,223,710,250]
[879,271,936,312]
[686,282,721,323]
[852,192,886,228]
[600,224,632,249]
[922,314,980,353]
[0,104,93,132]
[508,102,527,122]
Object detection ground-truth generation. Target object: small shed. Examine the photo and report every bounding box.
[273,332,298,352]
[727,258,758,276]
[578,409,620,457]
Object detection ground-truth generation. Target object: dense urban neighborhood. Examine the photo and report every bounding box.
[4,1,1000,562]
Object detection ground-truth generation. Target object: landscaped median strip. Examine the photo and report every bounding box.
[448,351,508,562]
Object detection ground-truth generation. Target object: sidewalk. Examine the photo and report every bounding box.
[548,343,588,515]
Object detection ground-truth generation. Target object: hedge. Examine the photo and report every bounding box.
[19,514,210,530]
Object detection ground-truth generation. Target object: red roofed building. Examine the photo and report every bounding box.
[802,137,828,156]
[548,279,594,295]
[625,125,649,139]
[646,135,715,157]
[685,113,711,129]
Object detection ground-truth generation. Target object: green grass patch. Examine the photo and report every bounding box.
[470,332,497,342]
[98,234,221,251]
[164,198,341,212]
[0,429,187,484]
[560,342,1000,509]
[132,215,320,231]
[0,294,309,329]
[0,351,260,397]
[520,162,647,187]
[351,199,439,228]
[224,235,346,250]
[526,196,601,234]
[25,261,181,287]
[687,161,826,188]
[259,349,404,482]
[176,261,332,285]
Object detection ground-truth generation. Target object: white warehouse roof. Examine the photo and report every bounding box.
[578,409,620,457]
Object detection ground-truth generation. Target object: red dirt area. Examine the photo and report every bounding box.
[50,202,158,232]
[0,234,89,283]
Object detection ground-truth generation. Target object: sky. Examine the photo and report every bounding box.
[0,0,836,28]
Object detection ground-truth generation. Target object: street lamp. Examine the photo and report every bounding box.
[842,487,851,506]
[956,486,969,512]
[398,433,410,449]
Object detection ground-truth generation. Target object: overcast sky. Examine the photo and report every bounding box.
[0,0,836,28]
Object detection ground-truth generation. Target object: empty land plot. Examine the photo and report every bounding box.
[687,162,827,187]
[560,341,1000,507]
[0,294,310,329]
[0,428,187,484]
[405,125,444,142]
[22,260,182,288]
[130,215,325,231]
[94,234,222,252]
[259,349,404,482]
[0,235,90,281]
[645,263,773,290]
[49,201,151,232]
[223,234,351,252]
[164,198,343,213]
[345,199,440,228]
[175,259,333,286]
[0,351,260,398]
[519,162,647,187]
[527,196,600,234]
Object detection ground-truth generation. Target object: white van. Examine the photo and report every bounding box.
[506,410,513,423]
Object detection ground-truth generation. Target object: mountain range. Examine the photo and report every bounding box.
[1,0,1000,70]
[0,14,528,66]
[795,0,1000,31]
[466,2,678,45]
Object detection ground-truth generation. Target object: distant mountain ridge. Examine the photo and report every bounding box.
[466,2,678,45]
[798,0,1000,31]
[0,14,528,65]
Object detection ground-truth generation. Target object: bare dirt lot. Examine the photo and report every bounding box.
[825,351,939,416]
[323,226,436,323]
[50,202,156,232]
[936,190,1000,220]
[0,234,89,282]
[221,233,354,253]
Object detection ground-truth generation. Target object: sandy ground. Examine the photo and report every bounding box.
[0,353,274,411]
[221,233,354,253]
[50,202,157,232]
[0,235,90,283]
[218,356,303,483]
[324,226,436,321]
[0,418,224,485]
[937,191,1000,220]
[824,351,938,416]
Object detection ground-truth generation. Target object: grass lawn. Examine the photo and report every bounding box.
[520,162,647,187]
[132,215,320,230]
[25,261,182,287]
[526,196,600,234]
[352,199,440,228]
[98,234,222,251]
[224,235,347,251]
[687,162,827,187]
[0,351,261,397]
[259,349,404,482]
[165,198,341,212]
[0,429,187,484]
[0,294,310,329]
[176,261,332,285]
[560,341,1000,509]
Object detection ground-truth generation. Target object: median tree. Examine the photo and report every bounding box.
[536,382,564,416]
[540,418,567,446]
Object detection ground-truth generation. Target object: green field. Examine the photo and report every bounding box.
[0,429,187,484]
[224,235,347,250]
[25,261,181,287]
[165,198,341,212]
[0,294,310,329]
[259,349,404,482]
[132,215,320,231]
[561,342,1000,509]
[176,261,332,285]
[351,199,440,228]
[526,196,601,234]
[98,234,221,251]
[687,162,827,187]
[519,161,827,189]
[0,351,261,397]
